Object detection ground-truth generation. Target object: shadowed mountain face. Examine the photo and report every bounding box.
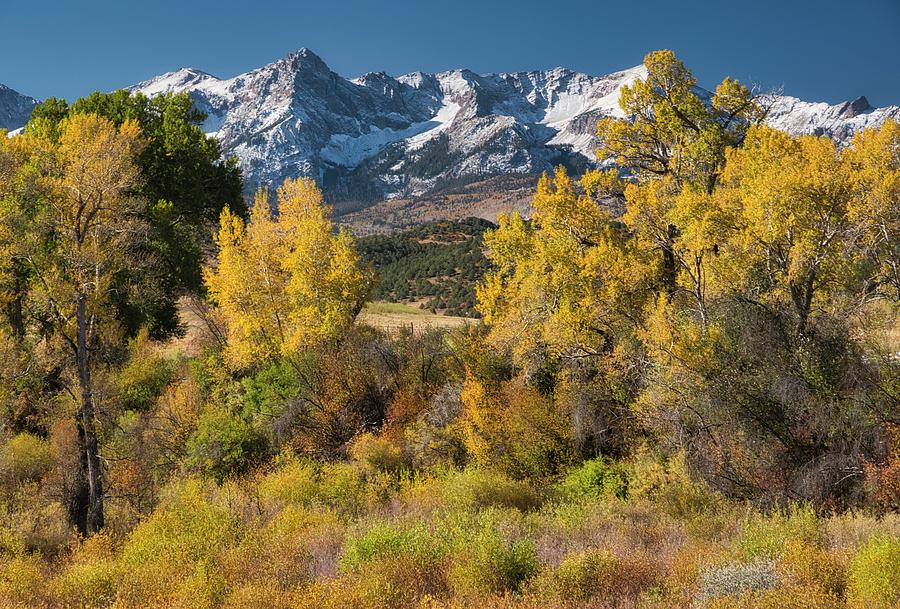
[0,84,38,131]
[7,48,899,204]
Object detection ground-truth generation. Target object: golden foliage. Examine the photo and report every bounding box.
[205,178,373,368]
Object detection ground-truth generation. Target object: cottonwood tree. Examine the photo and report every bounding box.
[11,114,148,534]
[205,177,373,369]
[204,178,375,456]
[597,50,765,311]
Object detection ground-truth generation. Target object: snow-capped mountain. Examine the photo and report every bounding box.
[8,48,900,204]
[764,94,899,141]
[0,83,38,131]
[128,49,649,200]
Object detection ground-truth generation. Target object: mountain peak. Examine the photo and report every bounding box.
[840,95,871,118]
[279,47,330,73]
[129,67,219,97]
[0,83,39,131]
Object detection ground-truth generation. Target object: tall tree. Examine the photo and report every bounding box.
[11,114,148,533]
[27,90,244,338]
[596,50,765,302]
[205,177,373,369]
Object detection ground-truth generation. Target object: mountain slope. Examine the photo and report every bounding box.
[0,83,38,131]
[128,49,652,201]
[128,50,900,203]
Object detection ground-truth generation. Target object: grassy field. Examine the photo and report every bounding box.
[359,301,476,332]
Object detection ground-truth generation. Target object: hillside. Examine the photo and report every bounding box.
[357,218,494,317]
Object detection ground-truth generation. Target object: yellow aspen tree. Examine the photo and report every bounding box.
[845,120,900,300]
[718,125,856,335]
[597,50,764,307]
[478,168,648,365]
[205,177,372,369]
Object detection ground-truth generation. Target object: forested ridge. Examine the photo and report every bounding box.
[0,51,896,609]
[358,218,493,317]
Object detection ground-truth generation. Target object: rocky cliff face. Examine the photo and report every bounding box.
[0,83,38,131]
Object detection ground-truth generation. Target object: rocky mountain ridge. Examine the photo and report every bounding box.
[5,49,899,205]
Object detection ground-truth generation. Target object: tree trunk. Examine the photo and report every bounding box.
[661,223,679,297]
[74,293,104,535]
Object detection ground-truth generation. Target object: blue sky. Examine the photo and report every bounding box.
[3,0,899,105]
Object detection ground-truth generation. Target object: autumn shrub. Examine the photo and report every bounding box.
[117,329,176,412]
[257,457,320,509]
[447,510,539,598]
[49,534,120,609]
[408,468,542,514]
[704,588,842,609]
[696,558,779,605]
[628,449,722,520]
[461,375,575,480]
[186,405,268,481]
[339,520,452,606]
[556,456,628,502]
[316,461,370,515]
[864,423,900,511]
[350,432,407,473]
[846,534,900,609]
[0,553,46,608]
[533,549,621,601]
[824,510,900,552]
[342,521,446,570]
[220,506,341,593]
[738,504,823,559]
[778,540,846,598]
[403,384,468,470]
[0,432,54,488]
[221,582,299,609]
[114,479,239,607]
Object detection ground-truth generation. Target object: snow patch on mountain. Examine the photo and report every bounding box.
[764,94,900,141]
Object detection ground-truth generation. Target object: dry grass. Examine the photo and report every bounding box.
[358,302,476,333]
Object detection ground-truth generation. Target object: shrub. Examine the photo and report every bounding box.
[316,462,368,515]
[186,406,268,481]
[118,328,176,411]
[222,583,298,609]
[448,511,539,597]
[257,458,320,508]
[461,376,575,480]
[537,549,619,600]
[556,456,628,502]
[779,540,846,597]
[341,521,451,607]
[534,549,661,604]
[415,468,542,513]
[349,433,407,473]
[0,432,54,487]
[342,522,446,571]
[115,479,238,607]
[51,559,119,609]
[696,558,779,604]
[50,533,120,609]
[704,588,842,609]
[738,504,822,559]
[0,554,46,608]
[629,449,722,519]
[847,535,900,609]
